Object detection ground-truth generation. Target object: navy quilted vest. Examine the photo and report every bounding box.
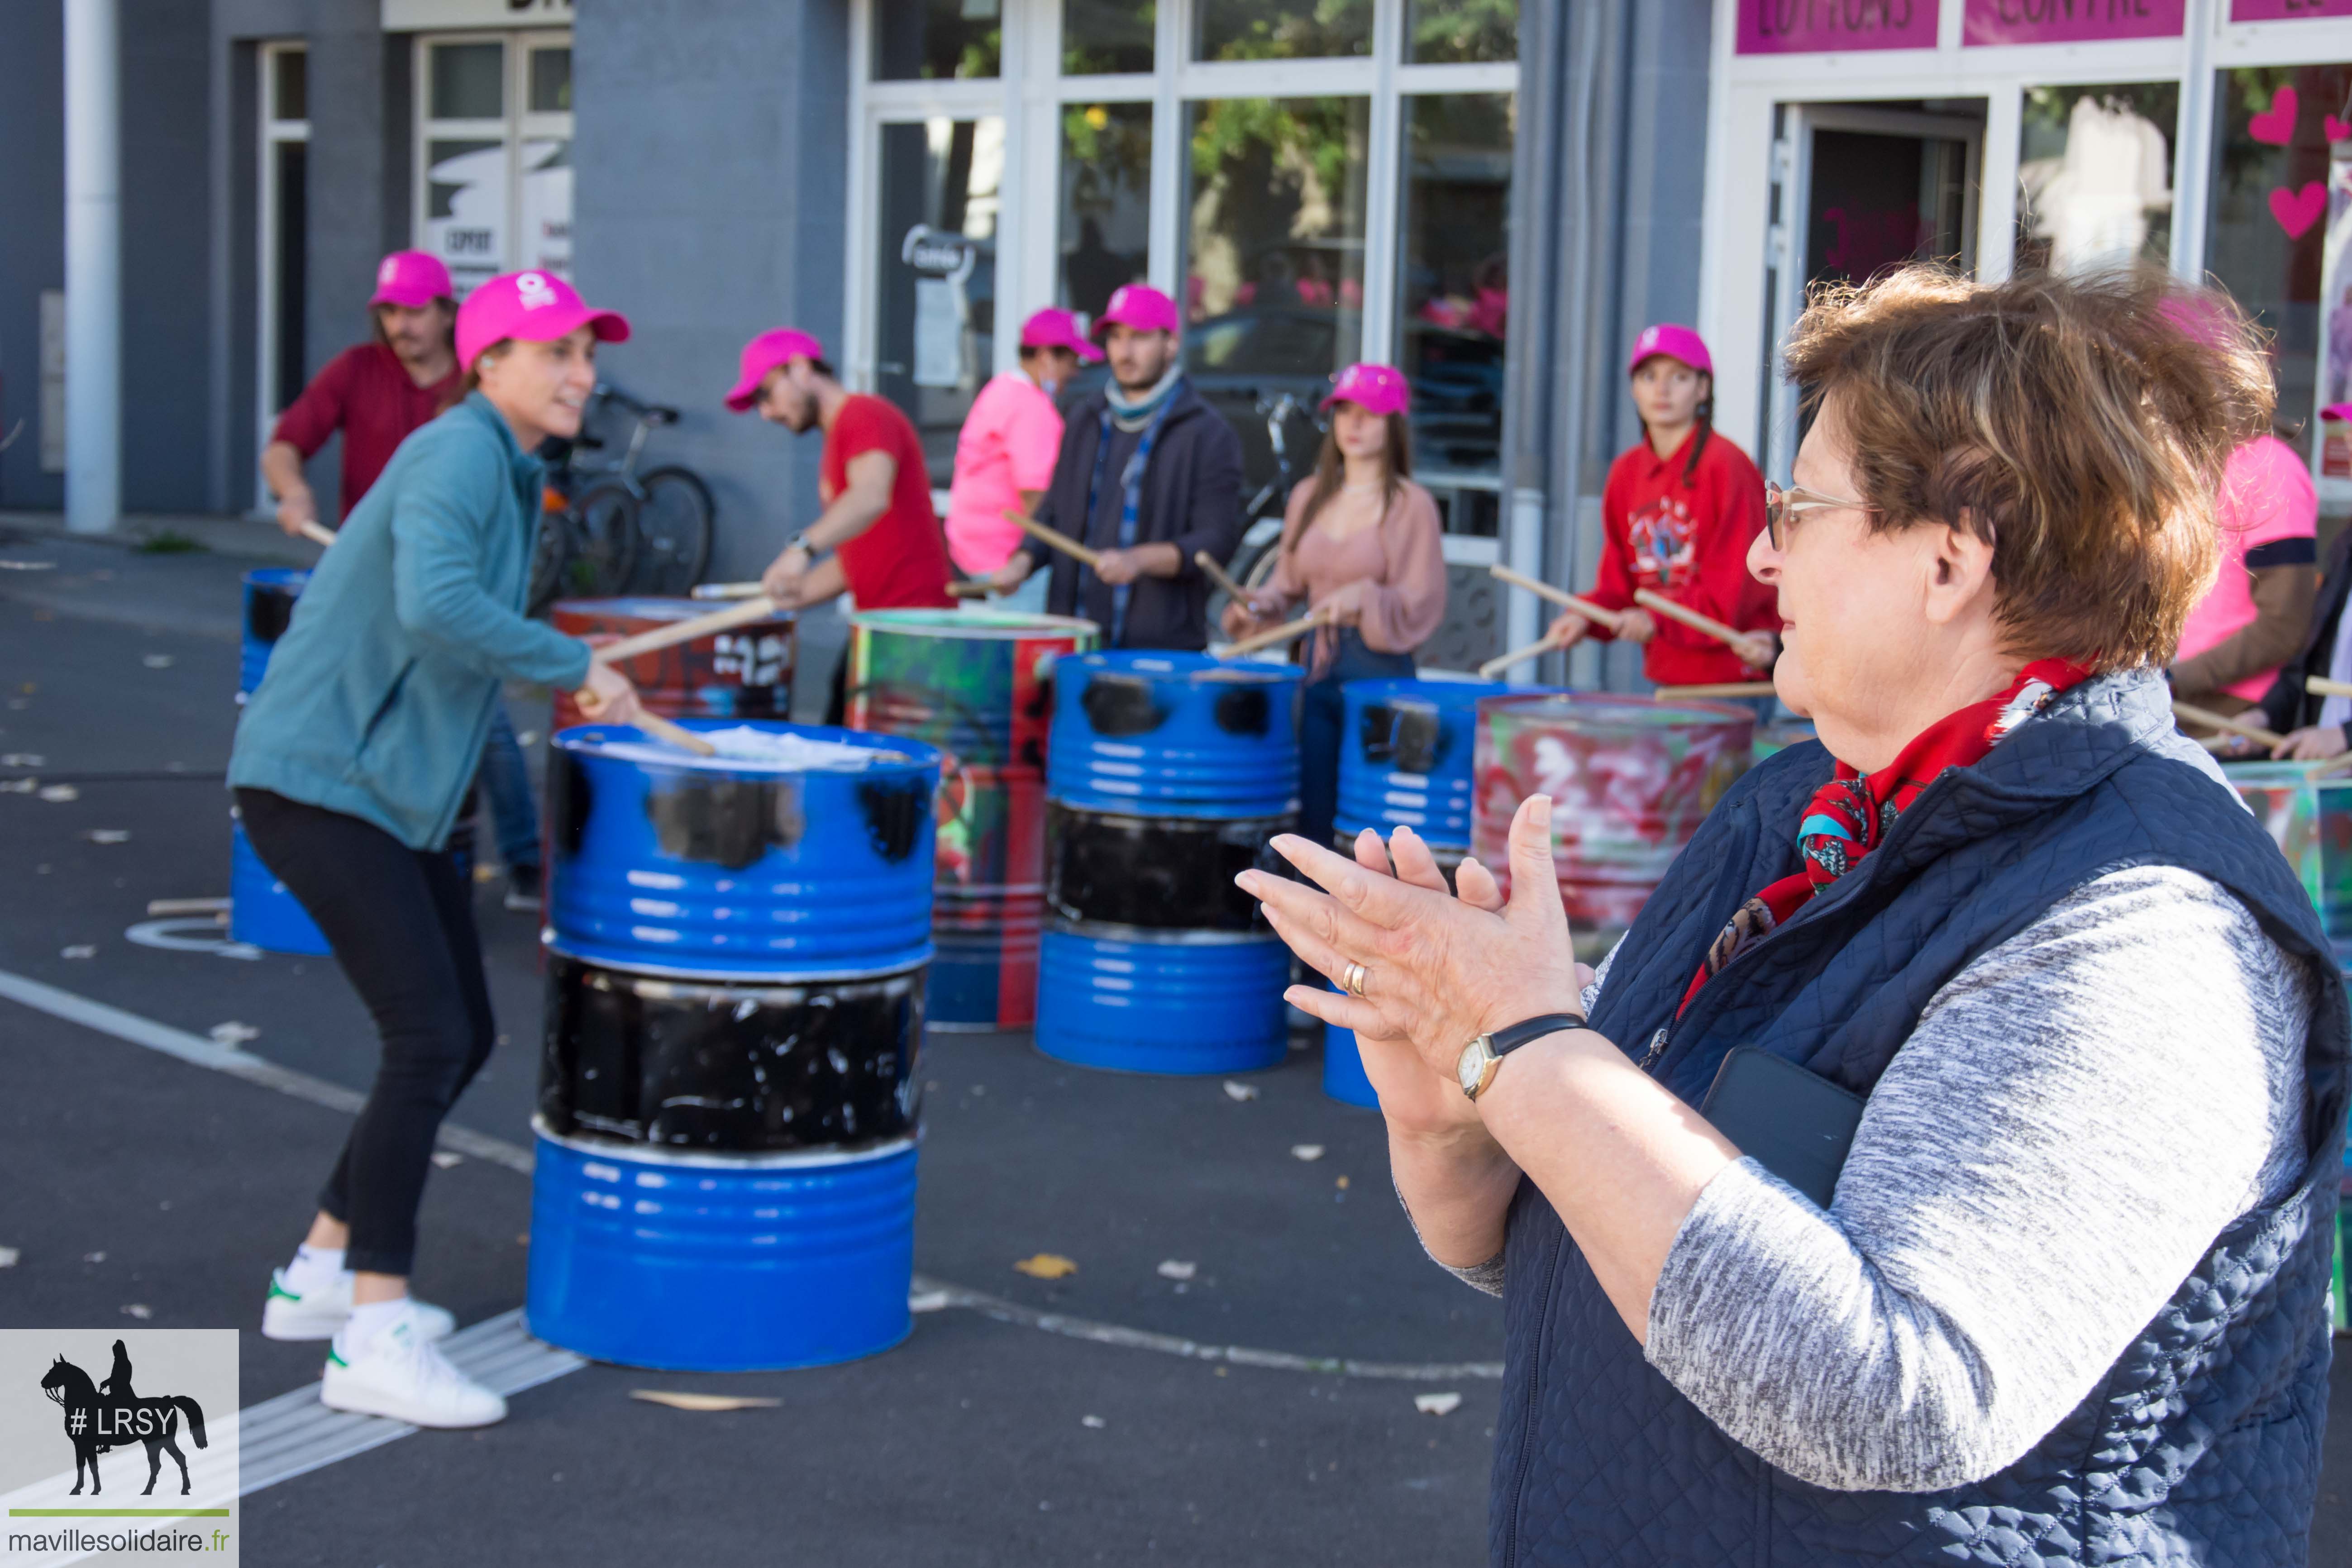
[1490,670,2349,1566]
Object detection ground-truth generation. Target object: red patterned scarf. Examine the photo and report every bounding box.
[1677,658,2091,1012]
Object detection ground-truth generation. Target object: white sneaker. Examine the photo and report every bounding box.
[320,1307,506,1429]
[262,1269,456,1343]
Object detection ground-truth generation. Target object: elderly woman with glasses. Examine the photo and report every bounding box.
[1241,267,2347,1566]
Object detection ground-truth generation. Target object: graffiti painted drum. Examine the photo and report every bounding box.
[2225,761,2352,976]
[229,567,332,955]
[528,719,941,1371]
[1474,692,1754,963]
[1318,676,1506,1106]
[1035,652,1303,1075]
[847,608,1100,1030]
[549,597,797,732]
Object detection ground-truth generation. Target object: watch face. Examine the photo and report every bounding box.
[1456,1039,1486,1095]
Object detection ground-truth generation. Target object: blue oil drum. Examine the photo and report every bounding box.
[530,718,942,1371]
[1035,653,1302,1075]
[228,820,332,956]
[545,721,940,979]
[239,567,309,696]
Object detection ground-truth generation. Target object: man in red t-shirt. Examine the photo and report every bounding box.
[728,328,955,722]
[262,251,466,534]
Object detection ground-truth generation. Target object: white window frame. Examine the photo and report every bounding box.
[410,27,576,289]
[845,0,1518,526]
[1702,0,2352,481]
[256,40,310,514]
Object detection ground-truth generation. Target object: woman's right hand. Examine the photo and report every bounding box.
[576,660,644,728]
[1341,825,1501,1141]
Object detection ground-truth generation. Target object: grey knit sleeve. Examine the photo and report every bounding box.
[1642,866,2313,1492]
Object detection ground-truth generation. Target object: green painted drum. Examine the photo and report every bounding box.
[2223,761,2352,976]
[848,609,1102,1030]
[1474,692,1755,963]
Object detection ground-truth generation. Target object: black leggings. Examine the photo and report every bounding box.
[236,788,497,1277]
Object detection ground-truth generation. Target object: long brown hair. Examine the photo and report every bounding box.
[1283,410,1414,554]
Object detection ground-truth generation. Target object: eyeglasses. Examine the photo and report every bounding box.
[1762,481,1873,551]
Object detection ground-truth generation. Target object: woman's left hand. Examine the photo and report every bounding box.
[1318,581,1368,625]
[1237,794,1585,1078]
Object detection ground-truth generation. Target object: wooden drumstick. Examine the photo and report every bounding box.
[947,581,991,599]
[625,709,719,756]
[1479,630,1565,681]
[1222,607,1331,658]
[1005,510,1104,569]
[1487,564,1627,635]
[1633,589,1758,652]
[297,520,337,548]
[2305,675,2352,700]
[590,596,781,664]
[2172,699,2285,748]
[1194,550,1250,601]
[1654,681,1777,700]
[689,581,768,601]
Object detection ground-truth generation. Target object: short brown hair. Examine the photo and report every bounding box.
[1781,265,2275,671]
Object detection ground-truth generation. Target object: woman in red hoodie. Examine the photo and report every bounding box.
[1550,325,1777,694]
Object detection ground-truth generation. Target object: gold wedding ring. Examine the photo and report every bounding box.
[1341,961,1368,997]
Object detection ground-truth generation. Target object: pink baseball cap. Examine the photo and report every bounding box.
[1628,323,1712,378]
[454,270,630,373]
[370,250,453,310]
[1020,308,1104,362]
[2326,403,2352,423]
[725,328,828,412]
[1093,284,1180,338]
[1321,362,1410,417]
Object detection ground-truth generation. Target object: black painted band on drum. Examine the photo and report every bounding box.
[246,584,301,645]
[538,951,925,1154]
[1044,802,1295,932]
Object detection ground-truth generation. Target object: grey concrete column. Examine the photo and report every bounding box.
[63,0,121,534]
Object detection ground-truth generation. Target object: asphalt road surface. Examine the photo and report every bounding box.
[0,525,2345,1567]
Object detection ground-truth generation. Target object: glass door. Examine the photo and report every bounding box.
[257,42,310,511]
[873,115,1009,487]
[414,30,576,295]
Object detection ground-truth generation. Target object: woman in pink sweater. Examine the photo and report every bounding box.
[1221,362,1448,847]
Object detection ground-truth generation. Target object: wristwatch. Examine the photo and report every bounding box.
[784,530,815,556]
[1456,1012,1588,1102]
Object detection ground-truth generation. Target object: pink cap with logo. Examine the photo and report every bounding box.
[725,328,828,412]
[1320,362,1411,417]
[1020,308,1105,362]
[2323,403,2352,423]
[370,250,454,310]
[454,270,630,373]
[1627,323,1712,378]
[1093,284,1180,338]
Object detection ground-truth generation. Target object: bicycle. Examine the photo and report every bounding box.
[529,384,717,613]
[1203,391,1319,629]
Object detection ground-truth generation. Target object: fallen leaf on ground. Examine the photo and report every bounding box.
[0,1247,19,1267]
[141,654,174,669]
[1414,1392,1462,1416]
[1222,1080,1260,1102]
[1290,1144,1325,1161]
[1014,1253,1079,1280]
[207,1021,258,1045]
[84,829,129,844]
[629,1390,780,1412]
[1335,1175,1351,1190]
[122,1304,153,1320]
[1156,1259,1197,1281]
[430,1151,464,1169]
[60,945,95,959]
[36,784,77,802]
[1082,1415,1106,1429]
[1,753,44,767]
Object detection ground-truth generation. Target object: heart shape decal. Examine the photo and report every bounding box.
[2328,114,2351,143]
[2271,181,2327,240]
[2251,86,2299,147]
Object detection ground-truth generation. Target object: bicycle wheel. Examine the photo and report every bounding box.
[569,478,643,598]
[627,465,716,594]
[527,509,575,618]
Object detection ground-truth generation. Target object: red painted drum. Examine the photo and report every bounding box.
[549,597,797,732]
[846,609,1102,1031]
[1474,692,1755,962]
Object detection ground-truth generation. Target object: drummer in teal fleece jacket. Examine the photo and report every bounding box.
[227,271,643,1431]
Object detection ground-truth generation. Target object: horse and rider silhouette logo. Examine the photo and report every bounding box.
[37,1339,209,1496]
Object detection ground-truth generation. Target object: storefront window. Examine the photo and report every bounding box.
[1193,0,1373,62]
[2208,67,2352,465]
[1406,0,1516,64]
[873,0,1002,81]
[2014,82,2176,276]
[1065,0,1155,74]
[528,46,571,113]
[875,117,1005,486]
[1397,92,1511,478]
[430,41,504,120]
[418,33,573,295]
[271,47,307,122]
[1060,104,1152,319]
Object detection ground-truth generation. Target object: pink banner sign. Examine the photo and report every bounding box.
[2233,0,2352,18]
[1965,0,2185,44]
[1737,0,1940,54]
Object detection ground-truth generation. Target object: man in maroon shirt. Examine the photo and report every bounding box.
[262,251,465,535]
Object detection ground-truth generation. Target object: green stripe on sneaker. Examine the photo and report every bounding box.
[327,1347,348,1368]
[267,1277,301,1303]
